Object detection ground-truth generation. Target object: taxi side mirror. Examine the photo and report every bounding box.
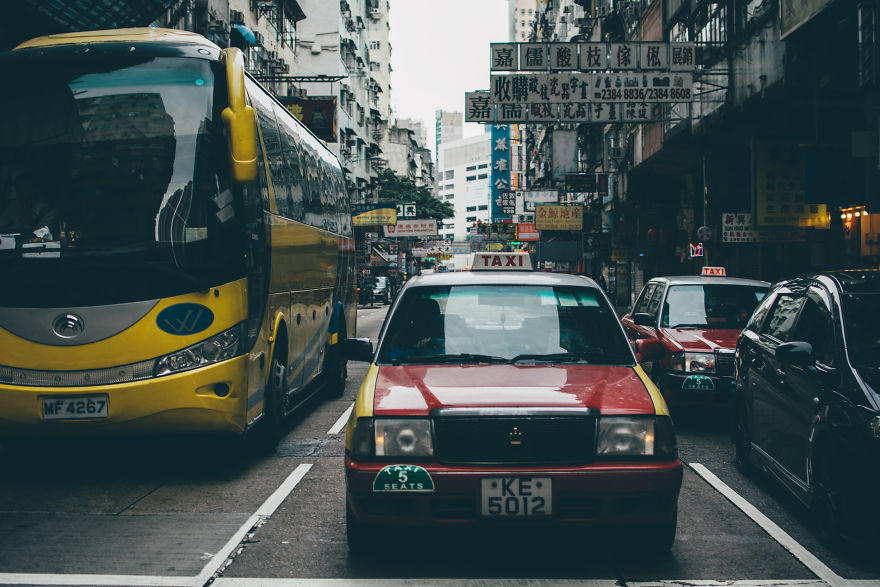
[635,338,665,363]
[341,338,374,362]
[633,312,657,328]
[220,47,258,183]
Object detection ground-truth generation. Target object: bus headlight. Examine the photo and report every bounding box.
[154,323,244,376]
[596,416,677,458]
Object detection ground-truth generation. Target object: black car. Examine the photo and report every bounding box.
[733,270,880,542]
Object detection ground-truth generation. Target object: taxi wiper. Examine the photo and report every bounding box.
[392,353,508,365]
[509,352,592,364]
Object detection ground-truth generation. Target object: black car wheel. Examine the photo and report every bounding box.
[734,403,754,476]
[641,504,678,554]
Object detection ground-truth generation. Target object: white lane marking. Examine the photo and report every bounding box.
[689,462,844,586]
[328,403,354,435]
[197,463,313,584]
[0,464,313,587]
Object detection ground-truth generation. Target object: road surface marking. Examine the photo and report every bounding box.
[0,464,313,587]
[212,580,832,586]
[198,463,312,584]
[328,402,354,435]
[689,462,843,586]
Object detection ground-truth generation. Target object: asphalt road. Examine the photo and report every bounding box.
[0,305,877,586]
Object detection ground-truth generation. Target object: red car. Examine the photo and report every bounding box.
[622,274,770,407]
[340,257,682,554]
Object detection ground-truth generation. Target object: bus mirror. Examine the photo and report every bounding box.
[220,47,258,183]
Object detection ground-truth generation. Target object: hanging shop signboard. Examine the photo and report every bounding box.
[535,205,583,231]
[722,212,806,243]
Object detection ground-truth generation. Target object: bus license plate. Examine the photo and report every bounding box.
[481,477,551,516]
[41,396,109,420]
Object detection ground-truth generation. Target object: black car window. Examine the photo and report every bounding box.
[762,294,805,342]
[633,283,656,314]
[646,283,666,316]
[792,294,836,367]
[746,291,775,332]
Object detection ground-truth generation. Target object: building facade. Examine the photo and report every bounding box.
[509,0,540,42]
[437,134,492,241]
[435,110,464,156]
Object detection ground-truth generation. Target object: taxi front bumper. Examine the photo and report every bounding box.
[346,457,682,527]
[0,356,250,437]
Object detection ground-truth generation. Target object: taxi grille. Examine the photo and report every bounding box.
[433,409,596,465]
[714,350,735,378]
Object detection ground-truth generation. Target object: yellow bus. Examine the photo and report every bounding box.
[0,28,356,449]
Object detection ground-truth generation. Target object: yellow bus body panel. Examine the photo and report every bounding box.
[14,28,220,51]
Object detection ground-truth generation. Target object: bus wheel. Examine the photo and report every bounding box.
[252,355,286,454]
[325,345,348,398]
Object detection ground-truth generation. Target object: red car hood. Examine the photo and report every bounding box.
[372,364,655,416]
[659,327,740,352]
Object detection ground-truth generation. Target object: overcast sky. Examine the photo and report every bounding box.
[389,0,509,155]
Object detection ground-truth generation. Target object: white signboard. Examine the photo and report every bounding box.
[520,190,559,213]
[411,247,427,257]
[384,219,439,238]
[722,212,806,243]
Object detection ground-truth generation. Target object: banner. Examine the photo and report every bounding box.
[535,205,583,231]
[384,219,438,237]
[352,203,397,226]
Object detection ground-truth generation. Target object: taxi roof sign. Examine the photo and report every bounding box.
[701,266,727,277]
[471,252,533,271]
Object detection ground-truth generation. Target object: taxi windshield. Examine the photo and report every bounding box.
[661,284,768,329]
[377,285,634,365]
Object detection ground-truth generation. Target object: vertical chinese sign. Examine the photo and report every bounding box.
[491,124,512,221]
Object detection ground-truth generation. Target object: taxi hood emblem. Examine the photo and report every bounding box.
[509,426,524,446]
[52,313,85,339]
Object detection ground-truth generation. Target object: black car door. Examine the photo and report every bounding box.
[775,286,839,491]
[750,289,806,462]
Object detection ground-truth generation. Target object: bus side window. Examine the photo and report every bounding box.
[278,115,304,223]
[247,80,285,214]
[323,159,338,232]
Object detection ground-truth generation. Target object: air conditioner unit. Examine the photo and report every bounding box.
[230,10,244,24]
[253,31,264,45]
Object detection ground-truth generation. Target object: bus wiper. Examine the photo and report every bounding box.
[509,352,593,364]
[392,353,508,365]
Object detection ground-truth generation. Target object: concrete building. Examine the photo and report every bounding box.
[437,134,491,241]
[435,110,463,156]
[509,0,540,42]
[383,122,434,188]
[294,0,382,202]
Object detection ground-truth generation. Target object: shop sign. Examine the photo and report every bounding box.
[279,96,337,142]
[689,242,704,257]
[610,249,631,262]
[521,190,559,213]
[516,222,540,241]
[352,202,397,226]
[490,124,512,220]
[755,142,829,228]
[535,205,583,231]
[781,0,834,39]
[722,212,806,243]
[384,219,438,238]
[411,248,427,257]
[497,190,517,215]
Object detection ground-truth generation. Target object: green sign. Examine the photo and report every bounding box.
[682,375,715,391]
[372,464,435,492]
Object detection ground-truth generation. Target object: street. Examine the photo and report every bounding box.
[0,306,874,586]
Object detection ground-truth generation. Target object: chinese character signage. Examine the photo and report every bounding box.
[490,124,511,221]
[383,219,438,237]
[278,96,337,142]
[352,202,397,226]
[497,190,517,215]
[521,190,559,213]
[465,92,493,123]
[755,142,829,228]
[535,205,583,231]
[721,212,806,243]
[516,222,540,241]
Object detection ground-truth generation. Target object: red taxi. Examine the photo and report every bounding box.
[340,253,682,554]
[621,269,770,407]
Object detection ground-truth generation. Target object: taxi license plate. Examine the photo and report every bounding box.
[41,396,109,420]
[481,477,551,516]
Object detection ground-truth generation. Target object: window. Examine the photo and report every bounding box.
[746,292,775,332]
[478,205,488,210]
[466,165,477,171]
[661,284,769,328]
[445,194,453,200]
[477,173,488,180]
[369,41,380,50]
[762,294,805,342]
[478,163,488,169]
[445,183,454,190]
[466,215,477,222]
[647,284,666,317]
[445,170,454,180]
[466,206,477,212]
[793,293,836,367]
[467,175,477,181]
[634,283,657,314]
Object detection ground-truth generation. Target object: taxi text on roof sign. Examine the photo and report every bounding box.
[701,266,727,276]
[471,252,533,270]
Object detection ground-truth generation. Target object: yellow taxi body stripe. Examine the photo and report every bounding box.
[345,363,379,450]
[634,364,670,416]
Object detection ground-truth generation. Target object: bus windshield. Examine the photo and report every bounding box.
[0,53,245,307]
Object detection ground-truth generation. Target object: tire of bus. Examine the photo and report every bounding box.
[251,350,287,454]
[324,321,348,399]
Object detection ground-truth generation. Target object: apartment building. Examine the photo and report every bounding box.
[437,135,492,241]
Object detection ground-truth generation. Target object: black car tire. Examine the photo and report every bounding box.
[346,503,375,557]
[813,481,843,548]
[641,505,677,554]
[734,403,754,476]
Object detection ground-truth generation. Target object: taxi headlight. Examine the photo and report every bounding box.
[154,323,244,377]
[670,351,716,373]
[375,419,434,457]
[596,416,676,458]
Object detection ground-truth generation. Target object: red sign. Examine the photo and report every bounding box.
[516,222,540,241]
[701,266,727,276]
